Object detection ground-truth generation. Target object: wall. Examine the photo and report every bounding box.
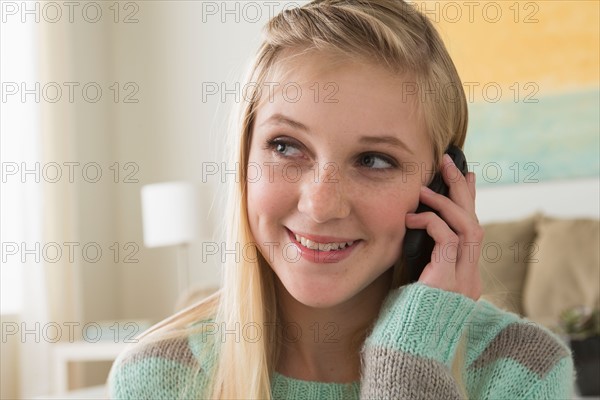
[429,0,599,221]
[3,1,597,396]
[432,1,599,184]
[108,1,270,321]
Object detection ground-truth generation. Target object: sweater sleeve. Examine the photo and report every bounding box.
[108,335,211,399]
[359,282,575,399]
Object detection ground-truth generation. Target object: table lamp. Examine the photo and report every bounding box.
[141,182,199,292]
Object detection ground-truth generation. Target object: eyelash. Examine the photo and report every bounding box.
[264,138,304,158]
[358,153,398,170]
[263,137,399,171]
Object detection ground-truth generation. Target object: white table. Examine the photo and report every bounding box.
[52,341,128,394]
[34,385,109,399]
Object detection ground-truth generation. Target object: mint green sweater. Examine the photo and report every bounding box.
[108,283,575,399]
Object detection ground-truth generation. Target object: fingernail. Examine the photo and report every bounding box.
[443,153,454,165]
[421,186,434,194]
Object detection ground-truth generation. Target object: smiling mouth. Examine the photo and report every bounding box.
[287,229,358,251]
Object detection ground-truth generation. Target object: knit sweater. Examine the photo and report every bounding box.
[108,282,575,399]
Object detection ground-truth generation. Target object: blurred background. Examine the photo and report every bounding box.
[1,1,598,399]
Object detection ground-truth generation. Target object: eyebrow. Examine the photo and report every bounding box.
[260,113,414,155]
[260,113,309,132]
[359,135,414,155]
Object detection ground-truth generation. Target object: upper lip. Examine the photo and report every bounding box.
[287,228,359,243]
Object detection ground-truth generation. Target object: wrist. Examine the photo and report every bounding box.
[365,282,478,366]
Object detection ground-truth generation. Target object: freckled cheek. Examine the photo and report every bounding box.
[246,167,298,224]
[354,186,420,240]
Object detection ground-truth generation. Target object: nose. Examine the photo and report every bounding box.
[297,164,351,223]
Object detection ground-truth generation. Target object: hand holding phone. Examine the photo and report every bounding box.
[402,145,468,283]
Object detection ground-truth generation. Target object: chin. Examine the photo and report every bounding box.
[273,261,395,310]
[293,293,347,309]
[280,277,365,309]
[296,292,344,309]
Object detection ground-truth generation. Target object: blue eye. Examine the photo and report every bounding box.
[266,138,303,158]
[360,154,395,169]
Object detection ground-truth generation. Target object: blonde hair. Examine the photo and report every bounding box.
[125,1,470,398]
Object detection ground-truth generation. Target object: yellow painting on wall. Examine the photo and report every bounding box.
[416,0,599,184]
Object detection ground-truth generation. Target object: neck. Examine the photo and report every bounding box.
[275,268,393,383]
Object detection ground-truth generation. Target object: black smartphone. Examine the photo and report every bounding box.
[402,145,468,283]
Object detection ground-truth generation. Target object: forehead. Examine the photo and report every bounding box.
[260,50,417,104]
[252,51,428,147]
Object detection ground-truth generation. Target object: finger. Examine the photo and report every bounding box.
[440,154,474,214]
[465,172,476,200]
[406,211,482,300]
[418,186,479,239]
[405,212,458,286]
[417,187,484,268]
[406,204,482,264]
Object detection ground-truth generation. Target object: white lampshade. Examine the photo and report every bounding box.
[141,182,199,248]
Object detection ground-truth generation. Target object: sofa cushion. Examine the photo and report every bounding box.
[479,214,539,315]
[523,216,600,329]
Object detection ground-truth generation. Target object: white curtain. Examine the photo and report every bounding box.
[1,15,49,399]
[1,16,82,399]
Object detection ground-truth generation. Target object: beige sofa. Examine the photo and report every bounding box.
[479,213,600,331]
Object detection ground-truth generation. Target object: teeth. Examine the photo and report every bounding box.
[294,233,355,251]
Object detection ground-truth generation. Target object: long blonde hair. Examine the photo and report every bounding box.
[127,1,469,398]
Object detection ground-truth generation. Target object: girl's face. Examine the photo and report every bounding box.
[247,52,434,308]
